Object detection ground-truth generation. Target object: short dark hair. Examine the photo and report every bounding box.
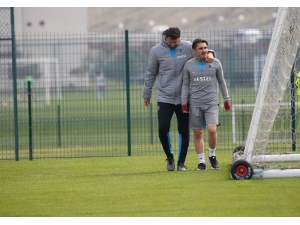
[165,27,181,39]
[192,38,208,49]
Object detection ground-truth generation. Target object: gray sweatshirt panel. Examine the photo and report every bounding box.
[142,35,195,105]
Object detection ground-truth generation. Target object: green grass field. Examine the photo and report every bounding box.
[1,81,300,219]
[1,151,299,217]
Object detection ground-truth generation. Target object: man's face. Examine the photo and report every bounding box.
[166,37,180,49]
[193,42,208,60]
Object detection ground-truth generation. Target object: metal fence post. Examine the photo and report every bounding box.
[291,64,296,151]
[125,30,131,156]
[27,81,33,160]
[10,7,19,161]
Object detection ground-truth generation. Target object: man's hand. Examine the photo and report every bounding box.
[181,104,188,113]
[205,52,214,63]
[224,101,231,111]
[144,98,151,107]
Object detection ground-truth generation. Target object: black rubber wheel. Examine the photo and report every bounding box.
[230,159,253,180]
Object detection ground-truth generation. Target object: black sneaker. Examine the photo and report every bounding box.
[196,163,207,170]
[166,157,175,171]
[177,162,187,171]
[208,156,220,169]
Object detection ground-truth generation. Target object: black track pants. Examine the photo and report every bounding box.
[157,102,190,163]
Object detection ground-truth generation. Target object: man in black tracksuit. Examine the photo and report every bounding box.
[142,27,215,171]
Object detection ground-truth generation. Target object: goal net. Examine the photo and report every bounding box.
[231,7,300,179]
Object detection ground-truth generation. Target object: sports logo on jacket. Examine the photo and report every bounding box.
[177,55,187,59]
[192,76,212,82]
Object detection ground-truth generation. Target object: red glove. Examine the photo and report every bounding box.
[224,101,231,111]
[181,104,188,113]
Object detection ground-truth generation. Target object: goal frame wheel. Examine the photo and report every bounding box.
[230,159,253,180]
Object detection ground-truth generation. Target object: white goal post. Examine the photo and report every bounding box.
[1,57,61,105]
[230,7,300,179]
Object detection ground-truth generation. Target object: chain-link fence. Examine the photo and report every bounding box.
[0,7,17,160]
[1,8,299,160]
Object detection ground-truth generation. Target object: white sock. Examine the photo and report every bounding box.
[209,148,216,157]
[198,153,205,163]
